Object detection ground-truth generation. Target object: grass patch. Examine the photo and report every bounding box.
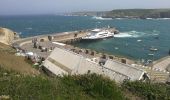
[0,67,125,100]
[59,74,125,100]
[0,43,39,75]
[122,81,170,100]
[1,65,169,100]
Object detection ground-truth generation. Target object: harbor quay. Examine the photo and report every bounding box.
[13,27,119,59]
[12,28,170,83]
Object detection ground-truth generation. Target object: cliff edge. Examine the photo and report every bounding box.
[0,27,16,45]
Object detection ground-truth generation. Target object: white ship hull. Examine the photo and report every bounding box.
[82,28,114,41]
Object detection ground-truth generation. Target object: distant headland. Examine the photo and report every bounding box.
[70,8,170,19]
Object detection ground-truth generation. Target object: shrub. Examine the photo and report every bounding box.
[122,80,170,100]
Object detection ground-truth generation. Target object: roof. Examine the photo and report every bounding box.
[104,60,145,81]
[43,47,82,75]
[43,47,145,82]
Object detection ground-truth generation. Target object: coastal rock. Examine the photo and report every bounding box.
[0,27,16,45]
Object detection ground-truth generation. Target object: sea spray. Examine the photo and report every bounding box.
[114,30,160,38]
[92,16,112,20]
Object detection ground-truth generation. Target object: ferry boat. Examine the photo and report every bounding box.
[82,28,116,41]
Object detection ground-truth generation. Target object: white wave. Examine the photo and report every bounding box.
[143,18,170,20]
[114,33,133,38]
[114,31,141,38]
[115,18,126,20]
[146,18,153,20]
[114,31,159,38]
[92,16,112,20]
[162,18,170,19]
[137,39,142,42]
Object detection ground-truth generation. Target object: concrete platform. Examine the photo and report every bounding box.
[153,56,170,71]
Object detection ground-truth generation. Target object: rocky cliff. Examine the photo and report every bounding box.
[0,27,15,45]
[105,9,170,18]
[71,9,170,19]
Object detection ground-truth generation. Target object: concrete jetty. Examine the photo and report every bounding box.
[12,28,118,58]
[13,27,119,46]
[13,30,88,47]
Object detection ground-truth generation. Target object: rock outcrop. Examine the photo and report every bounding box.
[0,27,16,45]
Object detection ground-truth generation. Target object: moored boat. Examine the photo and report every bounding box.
[149,47,158,51]
[82,27,117,41]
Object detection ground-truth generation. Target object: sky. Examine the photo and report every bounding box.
[1,0,170,15]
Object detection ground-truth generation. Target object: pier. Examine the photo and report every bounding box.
[13,30,88,47]
[13,28,119,58]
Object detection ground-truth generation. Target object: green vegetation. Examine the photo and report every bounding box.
[0,43,39,75]
[105,9,170,18]
[0,67,125,100]
[122,81,170,100]
[104,9,170,19]
[1,66,170,100]
[72,9,170,18]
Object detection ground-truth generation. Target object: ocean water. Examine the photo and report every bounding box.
[0,15,170,60]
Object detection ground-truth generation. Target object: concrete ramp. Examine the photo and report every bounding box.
[153,56,170,71]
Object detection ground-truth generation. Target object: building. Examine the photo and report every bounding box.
[43,47,145,82]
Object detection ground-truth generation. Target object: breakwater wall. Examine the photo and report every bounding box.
[13,30,88,47]
[13,27,119,47]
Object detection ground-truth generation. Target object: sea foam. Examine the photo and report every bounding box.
[114,30,159,38]
[92,16,112,20]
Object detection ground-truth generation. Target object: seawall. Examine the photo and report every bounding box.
[13,30,88,47]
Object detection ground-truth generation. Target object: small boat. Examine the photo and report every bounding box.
[150,48,158,51]
[149,47,158,51]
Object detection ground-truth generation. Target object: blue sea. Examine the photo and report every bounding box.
[0,15,170,61]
